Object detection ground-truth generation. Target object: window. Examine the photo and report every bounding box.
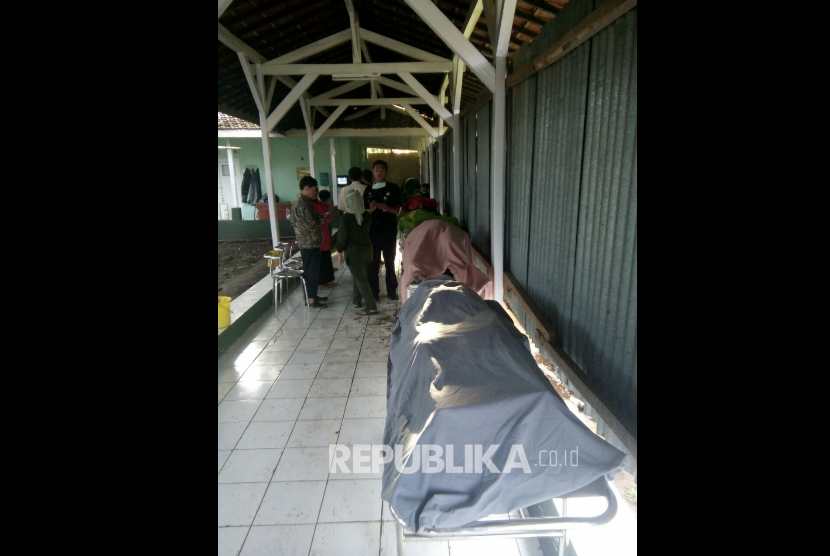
[221,164,230,177]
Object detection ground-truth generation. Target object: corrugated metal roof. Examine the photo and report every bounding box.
[219,0,570,130]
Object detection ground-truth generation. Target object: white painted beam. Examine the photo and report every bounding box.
[329,138,338,202]
[260,62,452,75]
[491,56,507,302]
[496,0,518,57]
[344,0,362,63]
[220,24,265,64]
[266,29,352,65]
[264,73,318,133]
[376,76,417,96]
[402,0,495,92]
[312,105,349,144]
[397,72,453,122]
[343,106,380,121]
[310,80,368,102]
[238,54,264,114]
[299,97,316,177]
[358,39,385,119]
[400,104,438,139]
[265,76,278,111]
[284,127,429,138]
[218,129,285,138]
[219,0,233,18]
[310,97,427,107]
[360,28,452,63]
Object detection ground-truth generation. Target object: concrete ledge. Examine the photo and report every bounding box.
[217,257,304,355]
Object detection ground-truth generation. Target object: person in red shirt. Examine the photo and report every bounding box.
[312,189,339,286]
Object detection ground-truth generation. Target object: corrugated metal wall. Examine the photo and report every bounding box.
[526,43,590,346]
[463,114,477,237]
[506,77,536,288]
[566,11,637,436]
[474,102,492,257]
[442,130,453,215]
[502,9,637,438]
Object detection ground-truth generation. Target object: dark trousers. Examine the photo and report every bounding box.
[368,239,398,298]
[300,248,321,300]
[349,258,377,311]
[319,250,334,284]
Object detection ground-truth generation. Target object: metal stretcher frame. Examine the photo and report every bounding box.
[394,475,617,555]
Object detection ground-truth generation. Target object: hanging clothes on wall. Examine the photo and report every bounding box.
[240,168,253,202]
[251,168,262,203]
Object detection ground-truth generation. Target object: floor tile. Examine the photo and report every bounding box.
[253,351,293,366]
[219,449,283,483]
[338,418,385,445]
[267,378,314,399]
[219,422,249,450]
[240,365,283,382]
[299,398,348,421]
[273,447,332,481]
[219,450,232,472]
[380,521,450,556]
[219,367,247,384]
[254,481,327,525]
[351,377,387,397]
[220,400,261,423]
[309,522,380,556]
[279,364,320,380]
[237,421,294,449]
[448,538,521,556]
[344,396,387,419]
[218,526,249,556]
[289,351,326,366]
[318,479,383,523]
[287,419,341,448]
[219,382,235,402]
[317,361,356,379]
[355,361,388,377]
[240,524,316,556]
[253,398,304,422]
[309,378,352,398]
[218,483,268,526]
[225,381,275,401]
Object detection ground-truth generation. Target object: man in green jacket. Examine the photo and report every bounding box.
[336,189,377,314]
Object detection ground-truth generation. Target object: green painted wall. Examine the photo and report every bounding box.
[218,137,354,202]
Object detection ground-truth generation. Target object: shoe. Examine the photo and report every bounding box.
[316,295,328,301]
[388,293,399,301]
[309,300,327,308]
[357,309,379,316]
[353,303,363,309]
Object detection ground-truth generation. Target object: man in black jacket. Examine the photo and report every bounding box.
[363,160,401,301]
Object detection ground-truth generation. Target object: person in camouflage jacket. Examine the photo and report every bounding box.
[290,176,327,307]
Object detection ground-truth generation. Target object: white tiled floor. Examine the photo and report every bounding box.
[218,265,523,556]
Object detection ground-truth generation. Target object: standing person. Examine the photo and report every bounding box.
[361,169,373,189]
[313,189,338,286]
[291,176,327,308]
[363,159,402,301]
[336,190,377,315]
[338,167,367,208]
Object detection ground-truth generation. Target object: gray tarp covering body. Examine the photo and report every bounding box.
[382,278,625,531]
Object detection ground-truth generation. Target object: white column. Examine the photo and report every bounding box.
[490,55,506,303]
[225,140,240,208]
[438,134,445,213]
[329,138,337,205]
[452,114,462,218]
[259,116,280,246]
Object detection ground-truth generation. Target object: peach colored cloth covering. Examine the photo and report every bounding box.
[399,219,490,302]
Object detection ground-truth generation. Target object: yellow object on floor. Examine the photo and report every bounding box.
[218,296,232,329]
